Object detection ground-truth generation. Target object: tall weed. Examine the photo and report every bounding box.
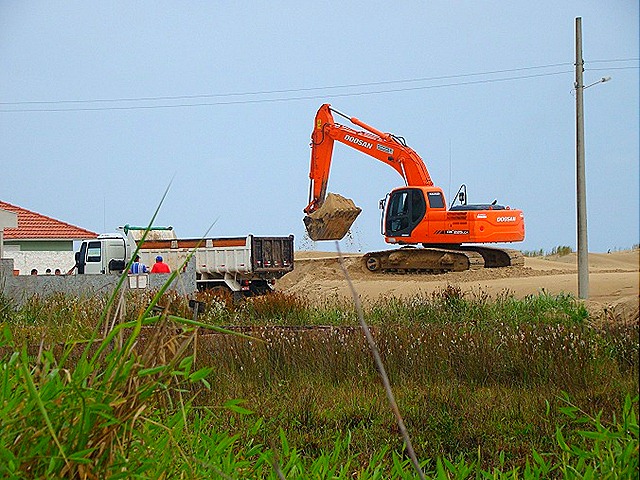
[1,285,637,476]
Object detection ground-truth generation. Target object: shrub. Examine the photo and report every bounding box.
[550,245,573,256]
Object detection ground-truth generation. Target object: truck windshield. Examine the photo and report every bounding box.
[86,241,101,263]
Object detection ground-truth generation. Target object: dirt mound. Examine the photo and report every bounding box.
[277,255,364,291]
[279,250,639,320]
[527,250,639,272]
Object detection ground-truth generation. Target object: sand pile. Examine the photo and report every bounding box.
[279,249,639,320]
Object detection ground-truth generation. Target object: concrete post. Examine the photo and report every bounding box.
[575,17,589,299]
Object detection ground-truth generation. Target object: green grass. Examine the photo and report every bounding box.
[0,287,638,478]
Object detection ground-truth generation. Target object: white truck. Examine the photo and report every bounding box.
[74,226,294,296]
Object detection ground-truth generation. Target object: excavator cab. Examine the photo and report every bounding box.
[383,188,426,238]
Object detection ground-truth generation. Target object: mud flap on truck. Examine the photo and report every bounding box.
[196,279,276,304]
[196,273,244,294]
[196,275,276,298]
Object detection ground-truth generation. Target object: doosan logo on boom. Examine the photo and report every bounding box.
[344,135,372,149]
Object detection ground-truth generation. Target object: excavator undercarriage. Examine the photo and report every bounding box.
[362,245,523,274]
[304,193,523,274]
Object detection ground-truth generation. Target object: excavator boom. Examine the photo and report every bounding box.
[305,104,433,215]
[304,104,433,241]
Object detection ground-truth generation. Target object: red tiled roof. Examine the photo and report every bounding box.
[0,200,98,240]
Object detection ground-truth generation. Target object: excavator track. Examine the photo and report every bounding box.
[362,247,484,274]
[361,246,523,274]
[458,246,524,268]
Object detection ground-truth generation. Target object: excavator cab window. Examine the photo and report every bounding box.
[427,191,445,209]
[412,191,426,222]
[387,191,409,233]
[385,188,426,236]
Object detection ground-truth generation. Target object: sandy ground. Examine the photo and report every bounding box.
[278,249,639,321]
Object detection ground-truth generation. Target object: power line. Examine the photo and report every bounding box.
[1,62,575,107]
[2,58,637,109]
[589,58,639,63]
[586,66,639,72]
[1,57,637,113]
[1,70,574,113]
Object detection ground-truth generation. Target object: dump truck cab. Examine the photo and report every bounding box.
[75,234,133,274]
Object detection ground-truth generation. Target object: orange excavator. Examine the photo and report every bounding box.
[303,103,525,272]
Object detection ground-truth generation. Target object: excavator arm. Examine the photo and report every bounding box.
[305,104,433,215]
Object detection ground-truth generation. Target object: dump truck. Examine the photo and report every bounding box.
[304,104,525,273]
[74,226,294,295]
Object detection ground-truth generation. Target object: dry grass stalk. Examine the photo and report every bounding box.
[336,243,426,480]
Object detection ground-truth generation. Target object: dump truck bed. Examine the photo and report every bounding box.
[138,235,294,277]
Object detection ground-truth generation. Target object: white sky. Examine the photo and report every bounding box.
[1,2,638,253]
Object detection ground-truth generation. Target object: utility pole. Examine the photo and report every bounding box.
[575,17,589,299]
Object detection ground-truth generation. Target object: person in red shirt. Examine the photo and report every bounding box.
[150,255,171,273]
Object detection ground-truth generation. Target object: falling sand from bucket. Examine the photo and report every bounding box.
[304,193,362,241]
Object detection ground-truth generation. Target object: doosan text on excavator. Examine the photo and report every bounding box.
[303,103,525,273]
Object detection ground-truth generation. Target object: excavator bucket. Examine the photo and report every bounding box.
[304,193,362,241]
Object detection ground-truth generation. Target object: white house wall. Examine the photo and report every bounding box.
[6,251,76,275]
